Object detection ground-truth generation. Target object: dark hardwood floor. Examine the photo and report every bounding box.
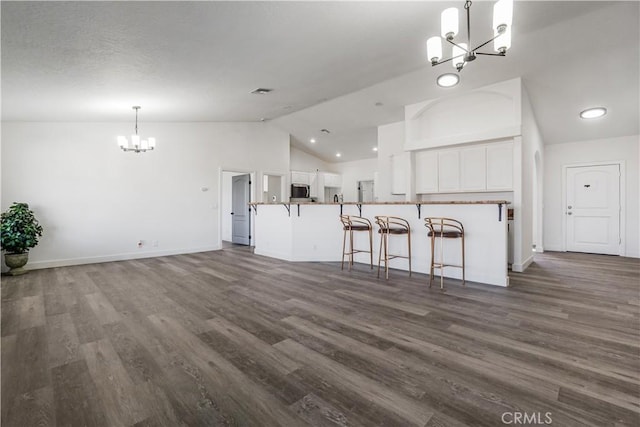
[2,249,639,426]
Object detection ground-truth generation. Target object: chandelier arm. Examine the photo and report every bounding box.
[475,52,506,57]
[470,33,503,52]
[430,52,467,67]
[431,57,454,66]
[445,38,470,53]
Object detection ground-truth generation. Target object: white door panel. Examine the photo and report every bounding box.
[566,164,620,255]
[232,174,251,245]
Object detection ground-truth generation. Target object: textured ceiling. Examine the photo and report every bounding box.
[2,1,638,162]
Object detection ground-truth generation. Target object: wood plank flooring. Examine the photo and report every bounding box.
[2,249,639,426]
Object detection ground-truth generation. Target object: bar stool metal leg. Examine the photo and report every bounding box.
[429,232,435,287]
[461,232,465,285]
[341,226,348,270]
[407,230,412,277]
[377,230,384,278]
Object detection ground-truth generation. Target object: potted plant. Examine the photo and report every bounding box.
[1,202,44,275]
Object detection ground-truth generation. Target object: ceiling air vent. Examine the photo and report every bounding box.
[251,88,273,95]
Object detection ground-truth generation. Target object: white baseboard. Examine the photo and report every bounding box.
[253,248,293,261]
[25,245,222,270]
[542,244,563,252]
[511,254,534,272]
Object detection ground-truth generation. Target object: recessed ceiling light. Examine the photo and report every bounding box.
[437,73,459,88]
[580,107,607,119]
[310,138,316,143]
[336,153,341,157]
[372,147,378,152]
[251,88,273,95]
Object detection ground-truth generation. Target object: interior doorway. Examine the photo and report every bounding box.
[221,170,253,247]
[564,163,621,255]
[232,174,251,245]
[358,180,375,203]
[263,174,284,203]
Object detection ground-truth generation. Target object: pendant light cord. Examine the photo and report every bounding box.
[134,106,139,135]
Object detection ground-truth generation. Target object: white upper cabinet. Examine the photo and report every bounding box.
[460,146,487,191]
[415,140,513,194]
[291,171,310,185]
[486,143,514,190]
[437,150,460,192]
[323,173,342,188]
[415,150,438,193]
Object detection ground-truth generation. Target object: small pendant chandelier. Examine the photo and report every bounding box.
[426,0,513,73]
[117,106,156,153]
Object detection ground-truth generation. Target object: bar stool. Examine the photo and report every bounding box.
[424,217,465,289]
[374,216,412,280]
[340,215,373,271]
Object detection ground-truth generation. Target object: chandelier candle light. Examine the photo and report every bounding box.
[427,0,513,73]
[117,106,156,153]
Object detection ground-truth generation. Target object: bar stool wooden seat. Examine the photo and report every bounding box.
[340,215,373,271]
[374,216,412,280]
[424,217,465,289]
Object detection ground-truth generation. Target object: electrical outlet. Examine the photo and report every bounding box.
[137,240,143,248]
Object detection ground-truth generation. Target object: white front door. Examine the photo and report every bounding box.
[566,164,620,255]
[232,174,251,245]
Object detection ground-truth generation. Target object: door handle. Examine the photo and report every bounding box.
[567,212,573,215]
[567,205,572,209]
[230,212,234,215]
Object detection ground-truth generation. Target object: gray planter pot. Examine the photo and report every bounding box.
[4,252,29,276]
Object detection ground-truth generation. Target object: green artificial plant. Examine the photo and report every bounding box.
[1,202,44,254]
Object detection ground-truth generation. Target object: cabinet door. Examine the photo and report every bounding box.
[460,146,486,191]
[391,154,406,194]
[438,150,460,192]
[291,171,309,185]
[325,173,342,188]
[486,143,513,190]
[415,150,438,193]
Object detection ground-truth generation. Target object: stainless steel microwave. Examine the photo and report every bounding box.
[291,184,310,198]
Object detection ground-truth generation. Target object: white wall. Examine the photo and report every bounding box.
[333,158,377,202]
[1,121,290,268]
[519,84,545,269]
[404,78,522,150]
[377,121,406,202]
[544,134,639,258]
[290,145,331,172]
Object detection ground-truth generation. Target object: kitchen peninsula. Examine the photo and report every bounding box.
[251,201,509,286]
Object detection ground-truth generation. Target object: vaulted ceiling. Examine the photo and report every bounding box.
[2,1,638,162]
